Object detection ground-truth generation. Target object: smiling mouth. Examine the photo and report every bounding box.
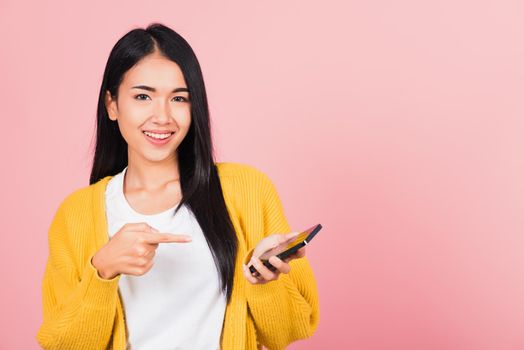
[142,131,175,140]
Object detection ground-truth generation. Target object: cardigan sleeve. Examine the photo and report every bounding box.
[243,171,320,350]
[36,201,121,349]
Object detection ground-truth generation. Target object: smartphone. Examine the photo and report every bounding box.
[248,223,322,275]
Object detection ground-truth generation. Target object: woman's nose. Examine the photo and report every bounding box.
[152,99,171,122]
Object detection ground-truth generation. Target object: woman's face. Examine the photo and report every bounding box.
[105,52,191,164]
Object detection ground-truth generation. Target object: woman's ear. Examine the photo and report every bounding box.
[105,90,118,121]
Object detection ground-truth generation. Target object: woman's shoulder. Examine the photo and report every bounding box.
[54,176,111,214]
[215,161,272,185]
[215,161,282,207]
[216,161,259,175]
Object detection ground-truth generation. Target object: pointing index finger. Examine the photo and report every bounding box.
[142,232,192,244]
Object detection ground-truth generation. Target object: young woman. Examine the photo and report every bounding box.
[36,23,319,350]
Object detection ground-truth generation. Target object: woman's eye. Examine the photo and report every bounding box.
[135,94,150,100]
[172,96,188,102]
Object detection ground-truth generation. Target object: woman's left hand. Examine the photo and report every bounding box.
[242,231,306,285]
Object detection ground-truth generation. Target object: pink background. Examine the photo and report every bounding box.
[1,0,523,349]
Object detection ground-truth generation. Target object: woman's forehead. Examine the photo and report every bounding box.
[122,57,187,90]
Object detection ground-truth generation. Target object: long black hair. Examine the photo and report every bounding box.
[89,23,238,303]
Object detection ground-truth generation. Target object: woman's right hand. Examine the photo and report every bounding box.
[91,222,192,279]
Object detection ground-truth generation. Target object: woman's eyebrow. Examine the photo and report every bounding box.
[131,85,189,93]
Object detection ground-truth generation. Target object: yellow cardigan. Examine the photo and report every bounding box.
[36,162,319,349]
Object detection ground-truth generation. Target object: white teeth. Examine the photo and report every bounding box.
[144,131,172,139]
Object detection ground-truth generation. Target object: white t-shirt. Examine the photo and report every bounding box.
[105,166,226,350]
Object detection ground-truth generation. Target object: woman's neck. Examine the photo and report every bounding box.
[125,157,180,193]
